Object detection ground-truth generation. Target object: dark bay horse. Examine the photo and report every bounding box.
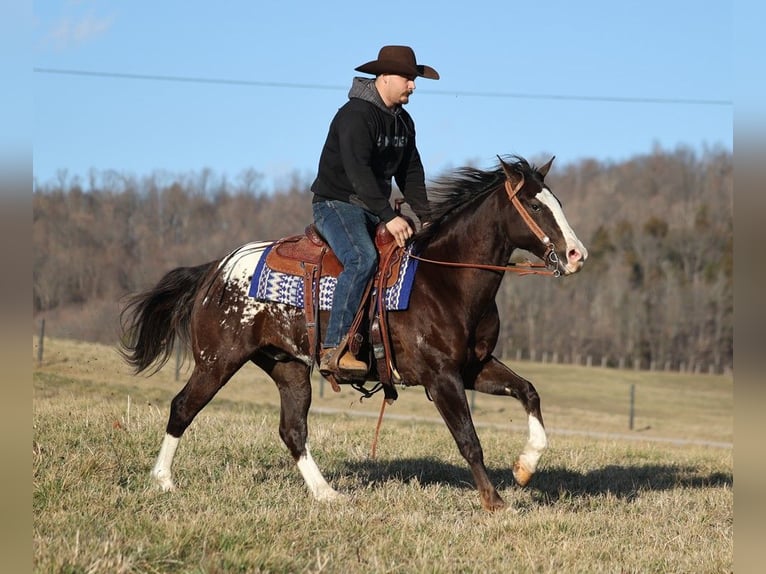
[120,156,587,511]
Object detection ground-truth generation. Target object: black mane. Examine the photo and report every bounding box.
[414,155,540,245]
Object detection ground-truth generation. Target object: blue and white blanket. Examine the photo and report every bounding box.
[248,244,419,311]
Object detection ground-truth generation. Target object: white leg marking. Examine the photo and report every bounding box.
[518,414,548,474]
[151,434,179,492]
[296,446,342,502]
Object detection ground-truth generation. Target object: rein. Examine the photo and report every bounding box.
[409,179,561,277]
[408,253,558,276]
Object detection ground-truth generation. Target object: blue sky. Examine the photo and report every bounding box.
[31,0,734,191]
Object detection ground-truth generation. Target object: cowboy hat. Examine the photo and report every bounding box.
[355,45,439,80]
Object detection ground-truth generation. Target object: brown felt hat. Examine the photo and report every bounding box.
[355,45,439,80]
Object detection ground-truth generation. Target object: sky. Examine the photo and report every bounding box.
[30,0,737,192]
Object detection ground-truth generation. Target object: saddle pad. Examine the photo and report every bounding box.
[248,244,419,311]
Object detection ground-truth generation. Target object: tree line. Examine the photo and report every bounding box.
[32,145,732,372]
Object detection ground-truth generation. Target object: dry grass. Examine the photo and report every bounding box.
[33,337,732,573]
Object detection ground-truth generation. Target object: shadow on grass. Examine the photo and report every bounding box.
[531,464,732,503]
[338,458,732,502]
[340,457,477,491]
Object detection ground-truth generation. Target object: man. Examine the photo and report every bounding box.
[311,45,438,377]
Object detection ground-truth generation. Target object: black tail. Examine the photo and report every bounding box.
[120,261,217,374]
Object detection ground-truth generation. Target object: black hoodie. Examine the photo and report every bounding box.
[311,77,431,224]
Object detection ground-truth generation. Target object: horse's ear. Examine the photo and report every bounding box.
[498,156,524,193]
[538,156,555,179]
[498,155,513,179]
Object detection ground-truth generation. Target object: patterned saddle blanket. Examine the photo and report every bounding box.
[248,229,419,311]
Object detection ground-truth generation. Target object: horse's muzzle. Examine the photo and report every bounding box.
[561,245,587,275]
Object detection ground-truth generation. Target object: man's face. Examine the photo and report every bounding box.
[378,74,416,107]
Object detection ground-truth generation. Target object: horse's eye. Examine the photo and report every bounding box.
[529,202,542,213]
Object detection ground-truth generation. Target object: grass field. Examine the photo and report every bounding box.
[33,337,733,573]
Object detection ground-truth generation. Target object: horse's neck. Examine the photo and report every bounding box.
[423,188,513,301]
[428,188,514,268]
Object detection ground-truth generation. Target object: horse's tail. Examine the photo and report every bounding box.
[119,261,217,374]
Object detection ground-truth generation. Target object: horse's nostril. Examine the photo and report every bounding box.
[568,248,582,263]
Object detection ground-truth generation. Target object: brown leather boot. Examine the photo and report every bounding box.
[319,346,367,376]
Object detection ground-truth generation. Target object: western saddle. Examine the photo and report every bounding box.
[263,220,411,401]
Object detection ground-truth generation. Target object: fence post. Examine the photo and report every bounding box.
[629,384,635,430]
[37,318,46,366]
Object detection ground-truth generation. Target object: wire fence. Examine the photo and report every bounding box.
[504,348,732,377]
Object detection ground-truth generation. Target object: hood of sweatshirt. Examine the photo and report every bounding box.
[348,76,412,142]
[348,77,398,116]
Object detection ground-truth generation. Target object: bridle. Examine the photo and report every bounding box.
[502,177,561,276]
[409,177,562,277]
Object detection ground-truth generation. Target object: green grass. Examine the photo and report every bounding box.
[33,338,732,573]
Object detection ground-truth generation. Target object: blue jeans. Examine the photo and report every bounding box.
[312,200,380,348]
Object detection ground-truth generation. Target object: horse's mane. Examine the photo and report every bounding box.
[414,155,539,245]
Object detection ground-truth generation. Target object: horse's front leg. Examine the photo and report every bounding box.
[427,374,506,511]
[464,356,547,487]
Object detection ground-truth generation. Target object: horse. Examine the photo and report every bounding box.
[120,155,587,511]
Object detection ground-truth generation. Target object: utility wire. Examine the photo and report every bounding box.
[33,67,732,107]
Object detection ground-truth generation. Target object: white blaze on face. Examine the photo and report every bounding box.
[537,187,588,272]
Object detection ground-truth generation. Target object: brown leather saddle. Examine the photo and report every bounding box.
[263,222,408,400]
[266,224,406,290]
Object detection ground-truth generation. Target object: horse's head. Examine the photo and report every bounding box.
[499,156,587,276]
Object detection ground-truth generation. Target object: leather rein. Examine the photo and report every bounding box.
[409,179,562,277]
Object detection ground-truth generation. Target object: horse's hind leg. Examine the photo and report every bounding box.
[152,362,241,491]
[258,357,341,502]
[465,356,547,487]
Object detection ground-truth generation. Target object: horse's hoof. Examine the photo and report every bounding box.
[151,471,176,492]
[482,499,506,512]
[480,491,506,511]
[314,488,345,502]
[512,461,534,487]
[154,481,175,493]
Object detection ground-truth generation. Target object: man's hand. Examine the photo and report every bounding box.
[385,215,414,248]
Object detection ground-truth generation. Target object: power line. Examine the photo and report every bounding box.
[33,66,732,107]
[33,67,345,92]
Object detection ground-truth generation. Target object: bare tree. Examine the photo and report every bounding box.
[32,149,733,367]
